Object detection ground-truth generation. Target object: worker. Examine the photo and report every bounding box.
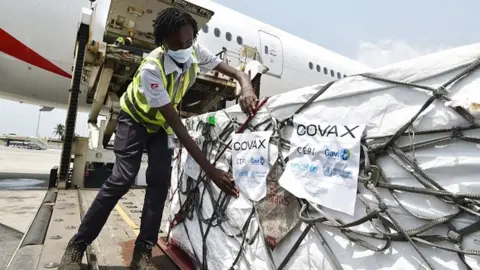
[58,7,258,270]
[115,36,133,46]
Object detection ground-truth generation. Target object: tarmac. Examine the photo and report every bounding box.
[0,146,57,231]
[0,145,57,269]
[0,145,60,177]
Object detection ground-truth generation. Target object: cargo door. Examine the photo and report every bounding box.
[103,0,214,48]
[258,30,283,77]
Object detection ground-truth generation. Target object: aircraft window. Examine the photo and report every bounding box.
[202,25,209,33]
[264,45,269,54]
[337,72,341,78]
[309,62,313,70]
[330,70,335,77]
[323,67,328,74]
[214,28,221,37]
[237,36,243,45]
[226,32,232,41]
[316,65,321,72]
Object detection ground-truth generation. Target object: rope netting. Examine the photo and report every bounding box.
[166,57,480,270]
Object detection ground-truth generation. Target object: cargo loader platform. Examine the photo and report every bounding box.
[7,189,185,270]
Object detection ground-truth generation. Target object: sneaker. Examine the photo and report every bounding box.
[129,242,158,270]
[58,238,86,270]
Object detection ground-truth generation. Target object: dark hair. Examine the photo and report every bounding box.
[152,8,198,46]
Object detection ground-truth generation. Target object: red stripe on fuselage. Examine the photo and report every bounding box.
[0,28,72,79]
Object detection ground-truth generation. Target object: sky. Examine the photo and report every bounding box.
[0,0,479,138]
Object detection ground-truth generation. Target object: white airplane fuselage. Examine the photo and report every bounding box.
[0,0,371,113]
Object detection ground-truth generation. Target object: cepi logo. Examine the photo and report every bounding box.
[324,148,351,161]
[290,162,318,173]
[250,156,265,166]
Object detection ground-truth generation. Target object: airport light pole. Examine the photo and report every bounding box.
[35,110,42,138]
[35,106,54,138]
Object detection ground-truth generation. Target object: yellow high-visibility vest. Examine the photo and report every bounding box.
[120,47,199,134]
[115,37,125,45]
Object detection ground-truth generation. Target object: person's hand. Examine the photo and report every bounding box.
[238,85,258,116]
[206,167,239,197]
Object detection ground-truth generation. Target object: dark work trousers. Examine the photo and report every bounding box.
[73,110,172,247]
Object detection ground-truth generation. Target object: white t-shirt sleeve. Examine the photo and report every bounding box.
[194,43,222,71]
[138,60,171,108]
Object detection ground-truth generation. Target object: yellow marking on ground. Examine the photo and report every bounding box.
[114,204,140,235]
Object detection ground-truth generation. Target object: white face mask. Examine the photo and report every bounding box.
[167,46,193,63]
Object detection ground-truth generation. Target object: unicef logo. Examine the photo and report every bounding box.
[339,148,350,161]
[291,162,318,173]
[324,148,350,161]
[238,170,249,177]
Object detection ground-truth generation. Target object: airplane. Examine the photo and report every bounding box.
[0,0,372,114]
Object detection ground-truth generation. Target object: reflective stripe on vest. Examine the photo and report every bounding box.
[120,47,199,133]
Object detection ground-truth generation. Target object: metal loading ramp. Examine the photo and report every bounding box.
[7,189,180,269]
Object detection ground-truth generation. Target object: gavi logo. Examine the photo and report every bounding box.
[250,156,265,165]
[324,148,351,161]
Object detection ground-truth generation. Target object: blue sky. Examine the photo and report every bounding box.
[1,0,479,137]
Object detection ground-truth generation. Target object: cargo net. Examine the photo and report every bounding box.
[165,57,480,270]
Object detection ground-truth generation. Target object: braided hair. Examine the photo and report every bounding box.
[152,8,199,46]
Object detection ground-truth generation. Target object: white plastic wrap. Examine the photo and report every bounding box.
[163,43,480,270]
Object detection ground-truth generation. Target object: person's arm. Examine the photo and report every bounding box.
[195,44,258,115]
[214,61,258,116]
[158,104,238,196]
[159,104,212,170]
[214,61,252,92]
[139,61,239,197]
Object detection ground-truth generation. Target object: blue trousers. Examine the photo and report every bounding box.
[73,110,172,247]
